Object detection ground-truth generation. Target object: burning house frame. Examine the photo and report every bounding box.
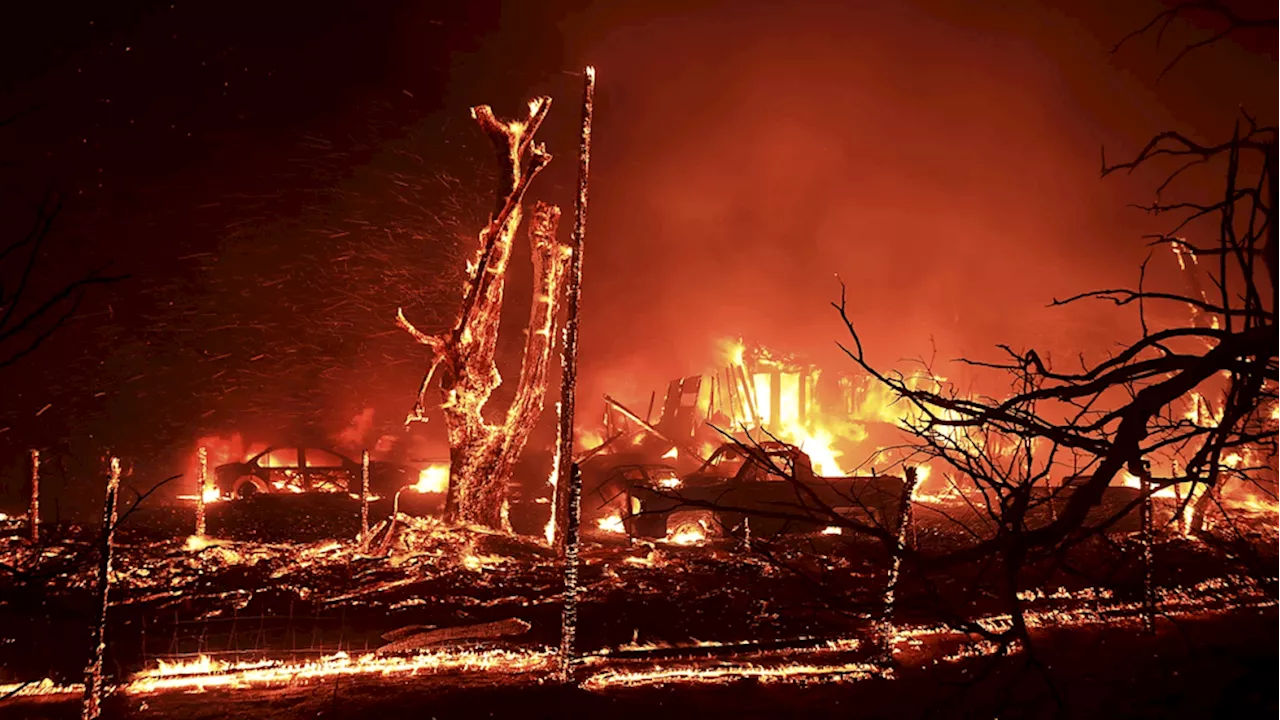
[602,340,885,478]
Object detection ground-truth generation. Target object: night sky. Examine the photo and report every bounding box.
[0,0,1274,505]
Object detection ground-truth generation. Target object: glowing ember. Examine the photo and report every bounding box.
[0,678,84,697]
[414,464,450,494]
[583,661,882,688]
[178,488,224,504]
[460,553,507,571]
[1118,471,1186,499]
[661,447,678,459]
[657,476,682,489]
[597,514,626,534]
[821,526,843,535]
[667,526,706,546]
[183,535,211,551]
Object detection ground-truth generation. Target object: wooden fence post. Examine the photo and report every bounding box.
[82,456,121,720]
[360,450,370,548]
[28,449,39,543]
[195,447,208,537]
[878,467,919,666]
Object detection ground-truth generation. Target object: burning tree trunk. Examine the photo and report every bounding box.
[399,97,572,530]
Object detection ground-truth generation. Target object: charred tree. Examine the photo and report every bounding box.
[399,98,573,530]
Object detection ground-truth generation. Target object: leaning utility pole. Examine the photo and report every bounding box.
[556,65,595,684]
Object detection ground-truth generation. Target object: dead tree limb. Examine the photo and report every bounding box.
[1111,0,1278,81]
[1,191,125,369]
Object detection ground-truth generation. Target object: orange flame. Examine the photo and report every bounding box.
[414,465,450,494]
[597,514,626,534]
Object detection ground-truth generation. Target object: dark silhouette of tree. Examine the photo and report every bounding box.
[1,110,125,371]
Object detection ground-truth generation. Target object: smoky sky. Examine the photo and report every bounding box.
[0,0,1274,487]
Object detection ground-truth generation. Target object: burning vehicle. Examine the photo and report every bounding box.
[572,442,906,542]
[213,446,418,499]
[638,441,906,539]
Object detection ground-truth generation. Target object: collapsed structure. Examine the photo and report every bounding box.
[589,339,914,478]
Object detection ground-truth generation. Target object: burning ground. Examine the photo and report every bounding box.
[0,493,1274,718]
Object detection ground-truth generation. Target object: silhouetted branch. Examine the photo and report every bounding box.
[1111,0,1278,80]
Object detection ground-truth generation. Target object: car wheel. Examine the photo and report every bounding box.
[665,509,722,543]
[233,476,269,499]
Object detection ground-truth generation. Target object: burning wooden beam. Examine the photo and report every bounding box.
[603,394,707,464]
[573,430,625,464]
[377,618,531,654]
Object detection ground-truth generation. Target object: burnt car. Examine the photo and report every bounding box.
[580,463,684,538]
[625,441,908,539]
[214,446,416,499]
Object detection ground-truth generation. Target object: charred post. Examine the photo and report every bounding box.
[28,448,39,543]
[194,446,208,537]
[1264,144,1274,338]
[1140,471,1156,634]
[559,462,583,684]
[360,449,371,546]
[81,456,121,720]
[552,66,596,551]
[877,466,919,666]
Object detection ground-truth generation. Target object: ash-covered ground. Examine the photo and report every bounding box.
[0,494,1275,719]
